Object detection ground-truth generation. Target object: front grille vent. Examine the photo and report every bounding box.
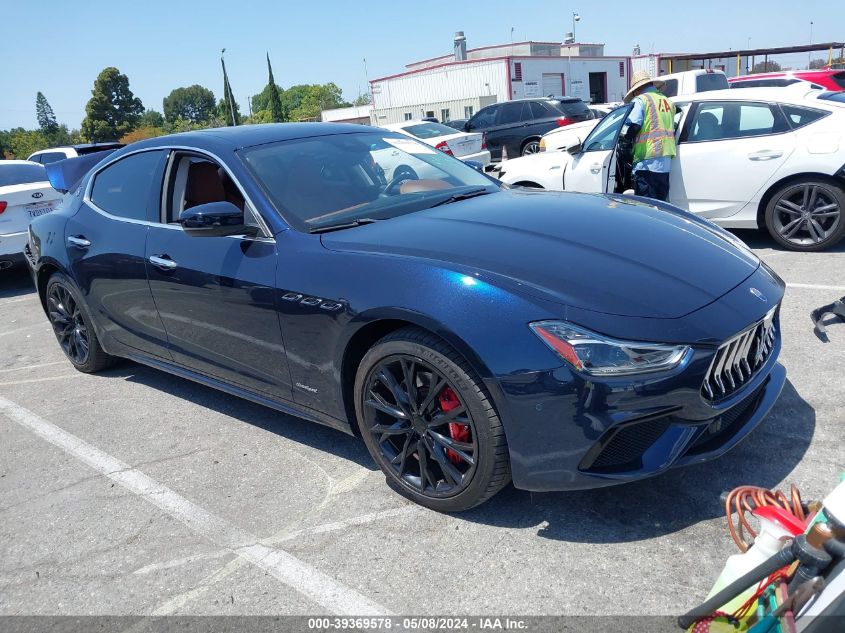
[702,308,777,401]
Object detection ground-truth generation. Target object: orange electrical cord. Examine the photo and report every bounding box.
[724,485,805,552]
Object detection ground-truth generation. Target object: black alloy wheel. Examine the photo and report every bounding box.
[45,273,115,373]
[355,327,510,511]
[765,180,845,251]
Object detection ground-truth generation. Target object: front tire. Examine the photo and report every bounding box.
[45,273,115,373]
[354,327,510,512]
[764,179,845,251]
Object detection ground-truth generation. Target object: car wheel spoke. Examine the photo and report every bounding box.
[811,203,840,218]
[425,436,464,487]
[808,218,826,242]
[399,359,419,414]
[780,217,804,238]
[428,430,475,465]
[365,392,408,420]
[376,367,412,417]
[391,433,414,477]
[418,375,447,414]
[427,405,467,428]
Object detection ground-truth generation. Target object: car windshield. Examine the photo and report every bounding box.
[816,91,845,104]
[400,122,460,139]
[0,163,48,187]
[552,100,592,118]
[239,132,498,232]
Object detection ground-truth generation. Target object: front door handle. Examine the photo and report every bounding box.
[67,235,91,249]
[149,255,178,270]
[590,164,603,174]
[747,150,783,161]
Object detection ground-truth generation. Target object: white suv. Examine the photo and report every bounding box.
[27,142,123,165]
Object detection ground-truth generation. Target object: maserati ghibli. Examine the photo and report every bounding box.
[26,123,786,511]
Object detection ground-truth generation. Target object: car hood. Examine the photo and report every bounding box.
[320,190,760,319]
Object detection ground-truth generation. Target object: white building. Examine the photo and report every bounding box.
[370,33,631,126]
[320,104,373,125]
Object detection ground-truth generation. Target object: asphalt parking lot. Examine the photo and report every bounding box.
[1,229,843,619]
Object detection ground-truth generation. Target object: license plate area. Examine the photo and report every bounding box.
[26,201,55,218]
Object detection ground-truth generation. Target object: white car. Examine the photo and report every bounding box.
[381,121,491,167]
[27,142,123,165]
[538,104,626,152]
[497,88,845,251]
[1,161,64,269]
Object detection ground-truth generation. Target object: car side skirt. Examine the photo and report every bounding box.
[120,350,356,436]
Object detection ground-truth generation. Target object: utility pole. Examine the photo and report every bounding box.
[808,21,814,68]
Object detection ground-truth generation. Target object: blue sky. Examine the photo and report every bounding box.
[2,0,842,130]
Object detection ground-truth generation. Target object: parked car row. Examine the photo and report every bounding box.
[495,88,845,251]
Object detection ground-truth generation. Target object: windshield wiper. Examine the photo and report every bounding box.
[308,218,380,234]
[429,187,492,208]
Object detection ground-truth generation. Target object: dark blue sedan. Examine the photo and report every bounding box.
[26,123,786,511]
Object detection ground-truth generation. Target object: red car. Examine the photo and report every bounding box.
[729,69,845,91]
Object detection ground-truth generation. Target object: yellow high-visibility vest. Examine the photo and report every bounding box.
[633,92,677,163]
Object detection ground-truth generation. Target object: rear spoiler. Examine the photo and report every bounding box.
[45,149,119,194]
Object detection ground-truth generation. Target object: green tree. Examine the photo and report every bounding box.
[266,54,284,122]
[353,93,372,106]
[251,82,285,115]
[220,55,241,126]
[139,109,165,128]
[162,85,216,124]
[752,60,782,74]
[4,128,50,159]
[81,67,144,141]
[35,92,59,135]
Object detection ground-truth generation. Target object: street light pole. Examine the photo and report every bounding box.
[808,21,814,68]
[568,12,580,97]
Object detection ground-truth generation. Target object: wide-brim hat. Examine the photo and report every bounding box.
[624,70,665,102]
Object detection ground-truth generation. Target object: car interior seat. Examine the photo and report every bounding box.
[693,112,721,141]
[184,161,227,210]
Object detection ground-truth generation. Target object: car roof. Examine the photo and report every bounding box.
[731,69,841,80]
[122,122,388,155]
[0,159,42,166]
[672,86,836,106]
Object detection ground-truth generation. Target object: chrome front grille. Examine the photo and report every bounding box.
[702,307,777,401]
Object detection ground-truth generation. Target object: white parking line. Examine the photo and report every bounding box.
[0,361,65,374]
[0,395,391,616]
[787,283,845,292]
[0,324,48,337]
[0,374,81,386]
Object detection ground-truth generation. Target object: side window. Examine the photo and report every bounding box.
[38,152,67,165]
[90,150,167,221]
[738,103,776,135]
[467,106,498,130]
[498,102,527,125]
[529,101,549,120]
[688,103,725,141]
[581,105,631,152]
[165,154,255,227]
[780,105,828,130]
[29,155,43,164]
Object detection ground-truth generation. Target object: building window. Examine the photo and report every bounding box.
[619,61,625,77]
[403,112,412,121]
[464,105,474,118]
[440,108,450,122]
[425,110,435,119]
[514,62,523,82]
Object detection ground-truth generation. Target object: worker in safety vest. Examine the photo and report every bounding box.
[622,70,677,201]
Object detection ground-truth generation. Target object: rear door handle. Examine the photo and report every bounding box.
[67,235,91,249]
[747,150,783,161]
[149,255,178,270]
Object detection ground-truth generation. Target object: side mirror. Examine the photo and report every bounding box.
[566,142,583,155]
[179,201,258,237]
[464,160,484,172]
[463,122,471,132]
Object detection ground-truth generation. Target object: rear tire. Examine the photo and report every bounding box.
[521,139,541,156]
[45,273,115,373]
[354,327,510,512]
[764,179,845,251]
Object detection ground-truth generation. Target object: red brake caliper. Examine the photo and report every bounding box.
[438,386,469,464]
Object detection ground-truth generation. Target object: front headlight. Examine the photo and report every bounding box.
[529,321,690,376]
